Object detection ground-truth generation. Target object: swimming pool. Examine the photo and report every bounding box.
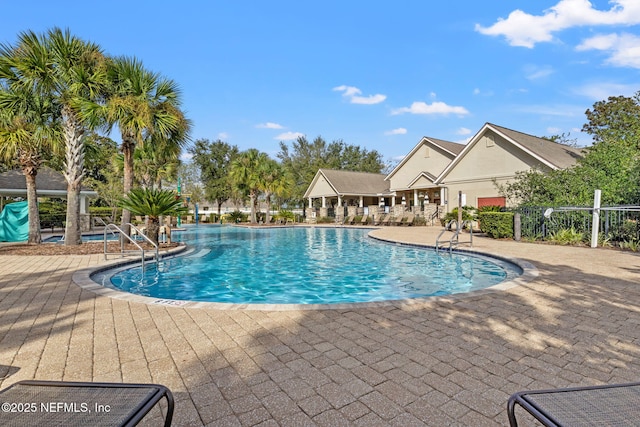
[91,225,522,305]
[44,232,120,243]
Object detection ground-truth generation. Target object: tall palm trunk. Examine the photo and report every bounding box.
[265,192,272,224]
[62,108,85,246]
[24,169,41,244]
[249,191,257,223]
[16,149,43,244]
[121,135,136,236]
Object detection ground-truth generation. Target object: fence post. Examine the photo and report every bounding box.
[591,189,601,248]
[514,212,521,241]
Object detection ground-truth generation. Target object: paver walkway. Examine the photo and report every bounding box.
[1,226,640,426]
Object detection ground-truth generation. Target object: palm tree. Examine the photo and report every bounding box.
[0,31,62,243]
[103,57,190,235]
[258,158,291,224]
[229,149,269,224]
[134,132,182,190]
[44,28,108,245]
[119,188,187,245]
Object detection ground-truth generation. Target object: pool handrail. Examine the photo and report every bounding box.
[103,223,159,270]
[128,223,159,262]
[94,216,118,240]
[435,220,473,252]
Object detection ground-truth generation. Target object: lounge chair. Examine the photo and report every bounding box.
[360,214,369,225]
[391,215,403,226]
[402,213,415,226]
[508,382,640,427]
[344,215,355,225]
[0,380,174,426]
[382,214,392,226]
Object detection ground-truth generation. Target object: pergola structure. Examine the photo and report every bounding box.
[303,169,392,221]
[0,167,98,230]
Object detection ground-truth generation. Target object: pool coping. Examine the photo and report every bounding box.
[72,228,539,311]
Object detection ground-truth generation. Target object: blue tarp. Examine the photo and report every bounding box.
[0,201,29,242]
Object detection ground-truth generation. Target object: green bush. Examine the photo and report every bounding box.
[317,216,334,224]
[39,198,66,215]
[226,210,247,223]
[277,210,295,221]
[441,206,476,226]
[90,206,121,222]
[546,227,586,245]
[478,212,514,238]
[477,205,504,213]
[413,216,426,226]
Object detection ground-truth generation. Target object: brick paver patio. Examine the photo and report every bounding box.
[1,226,639,426]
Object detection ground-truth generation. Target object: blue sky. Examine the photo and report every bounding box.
[2,1,640,163]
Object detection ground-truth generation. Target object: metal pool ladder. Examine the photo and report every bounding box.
[103,223,159,270]
[435,220,473,252]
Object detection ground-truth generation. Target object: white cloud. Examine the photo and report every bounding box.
[391,101,469,116]
[456,127,472,135]
[384,128,407,136]
[473,88,495,97]
[572,81,639,100]
[577,32,640,68]
[274,131,305,141]
[256,122,284,129]
[524,64,555,80]
[476,0,640,48]
[547,127,562,134]
[217,132,229,140]
[333,85,387,105]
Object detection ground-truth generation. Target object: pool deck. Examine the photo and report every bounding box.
[1,226,640,426]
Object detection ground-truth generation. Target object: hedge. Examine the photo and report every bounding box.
[478,212,514,239]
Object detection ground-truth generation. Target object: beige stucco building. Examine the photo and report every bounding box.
[303,123,583,222]
[303,169,389,221]
[436,123,583,210]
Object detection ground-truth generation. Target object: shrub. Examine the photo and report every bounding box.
[226,210,247,223]
[413,216,426,226]
[317,216,334,224]
[442,206,476,226]
[90,206,121,222]
[477,205,504,213]
[277,210,295,221]
[478,212,514,238]
[546,227,586,245]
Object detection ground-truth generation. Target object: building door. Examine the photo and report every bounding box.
[477,196,506,208]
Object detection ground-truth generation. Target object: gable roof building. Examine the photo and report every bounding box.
[385,136,465,207]
[0,167,98,214]
[304,169,389,213]
[435,123,583,209]
[302,122,584,222]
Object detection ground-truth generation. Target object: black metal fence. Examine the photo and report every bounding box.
[512,206,640,246]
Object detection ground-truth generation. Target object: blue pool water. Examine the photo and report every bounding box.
[44,233,120,243]
[92,225,521,305]
[92,225,521,304]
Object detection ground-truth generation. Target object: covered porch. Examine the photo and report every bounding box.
[0,168,98,231]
